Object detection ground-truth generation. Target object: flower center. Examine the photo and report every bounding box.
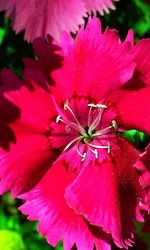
[80,126,96,143]
[55,99,117,161]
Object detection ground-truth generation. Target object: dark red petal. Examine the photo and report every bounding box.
[24,35,63,85]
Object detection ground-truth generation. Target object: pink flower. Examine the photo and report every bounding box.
[0,18,150,249]
[0,0,118,42]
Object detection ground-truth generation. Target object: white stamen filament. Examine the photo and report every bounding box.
[85,140,111,153]
[76,142,87,161]
[88,103,107,135]
[89,148,99,159]
[93,120,117,137]
[64,100,83,132]
[63,136,82,151]
[56,116,83,134]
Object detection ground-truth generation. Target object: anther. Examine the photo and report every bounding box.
[64,100,69,110]
[95,149,98,159]
[89,148,98,159]
[88,103,107,109]
[112,120,117,132]
[81,153,86,162]
[56,114,62,123]
[76,143,87,161]
[107,142,111,154]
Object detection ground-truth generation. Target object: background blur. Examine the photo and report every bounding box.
[0,0,150,249]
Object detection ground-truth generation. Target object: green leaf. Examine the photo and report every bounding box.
[55,241,63,250]
[120,130,150,149]
[0,27,5,44]
[0,230,26,250]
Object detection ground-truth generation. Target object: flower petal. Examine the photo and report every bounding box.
[24,35,63,85]
[0,0,86,41]
[0,0,117,41]
[107,86,150,134]
[1,69,56,133]
[0,133,55,197]
[83,0,116,15]
[51,18,135,103]
[65,137,142,248]
[0,69,58,197]
[20,161,111,250]
[106,39,150,133]
[135,144,150,209]
[133,39,150,83]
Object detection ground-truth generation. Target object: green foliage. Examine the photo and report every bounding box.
[0,230,26,250]
[100,0,150,41]
[120,130,150,149]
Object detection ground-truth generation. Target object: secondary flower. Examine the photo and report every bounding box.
[136,144,150,216]
[0,18,150,250]
[0,0,118,41]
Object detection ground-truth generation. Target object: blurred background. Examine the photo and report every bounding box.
[0,0,150,249]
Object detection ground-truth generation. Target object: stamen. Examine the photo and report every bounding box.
[93,120,118,136]
[64,99,69,110]
[63,100,84,132]
[88,106,96,127]
[86,141,109,149]
[89,148,99,159]
[54,98,114,162]
[112,120,117,132]
[107,142,111,153]
[88,103,107,109]
[87,103,107,135]
[86,140,111,154]
[63,136,82,151]
[81,153,86,162]
[76,141,87,161]
[56,115,66,124]
[88,108,103,134]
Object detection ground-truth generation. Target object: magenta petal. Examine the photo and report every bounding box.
[0,70,59,197]
[0,133,54,197]
[20,161,111,250]
[124,29,134,45]
[1,69,56,133]
[133,39,150,83]
[65,138,142,248]
[108,86,150,134]
[52,18,135,103]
